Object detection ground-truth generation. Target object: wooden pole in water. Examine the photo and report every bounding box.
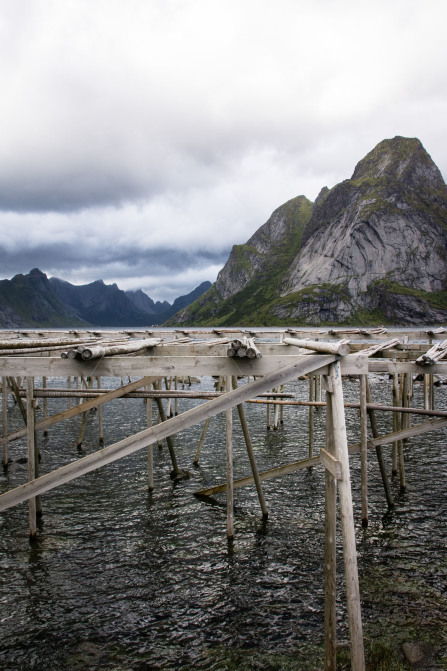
[360,375,368,528]
[2,377,8,468]
[42,376,48,437]
[273,387,280,430]
[26,377,37,539]
[154,396,188,480]
[324,375,337,671]
[328,361,365,671]
[96,377,104,445]
[225,376,234,541]
[399,374,408,493]
[232,376,268,519]
[365,380,394,509]
[392,374,399,477]
[194,417,211,465]
[146,382,154,491]
[309,375,314,458]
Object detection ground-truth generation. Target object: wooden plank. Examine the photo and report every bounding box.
[0,354,335,512]
[0,353,368,378]
[195,454,322,496]
[349,418,447,454]
[320,448,342,481]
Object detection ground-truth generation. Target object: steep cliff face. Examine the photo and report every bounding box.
[168,195,313,324]
[171,137,447,326]
[277,137,447,323]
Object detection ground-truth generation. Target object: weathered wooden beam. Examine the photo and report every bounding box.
[6,375,159,443]
[0,354,335,512]
[0,353,368,378]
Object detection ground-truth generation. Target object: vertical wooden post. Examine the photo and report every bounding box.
[324,376,337,671]
[226,376,234,541]
[266,393,271,430]
[273,387,280,430]
[146,382,154,491]
[67,376,72,409]
[232,377,268,519]
[42,376,48,437]
[309,375,314,458]
[174,376,178,416]
[96,377,104,445]
[2,377,8,468]
[366,379,394,508]
[429,373,435,411]
[26,377,37,539]
[391,374,399,477]
[194,417,211,465]
[328,361,365,671]
[399,373,408,493]
[360,375,368,528]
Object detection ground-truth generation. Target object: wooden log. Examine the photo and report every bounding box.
[0,355,335,512]
[365,379,394,509]
[193,418,211,465]
[2,377,8,468]
[324,386,337,671]
[26,377,37,539]
[309,376,314,458]
[416,339,447,366]
[232,376,268,519]
[80,339,162,360]
[96,377,104,445]
[146,382,154,491]
[328,361,365,671]
[226,377,234,540]
[154,396,189,480]
[360,375,368,527]
[283,337,351,356]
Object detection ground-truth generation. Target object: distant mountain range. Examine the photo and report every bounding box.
[168,136,447,326]
[0,269,211,328]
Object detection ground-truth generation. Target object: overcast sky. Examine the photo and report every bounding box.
[1,0,446,302]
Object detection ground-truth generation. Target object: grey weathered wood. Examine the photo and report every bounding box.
[194,418,211,464]
[0,355,335,512]
[6,375,158,443]
[226,377,234,540]
[365,379,394,509]
[360,375,368,527]
[283,337,351,356]
[26,377,37,538]
[232,376,268,518]
[2,377,8,467]
[324,386,337,671]
[328,361,365,671]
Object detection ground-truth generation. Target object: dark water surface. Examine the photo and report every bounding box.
[1,374,446,670]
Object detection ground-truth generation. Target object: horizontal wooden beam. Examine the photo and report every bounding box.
[0,353,368,377]
[0,354,335,512]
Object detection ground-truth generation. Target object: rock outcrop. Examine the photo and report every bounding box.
[170,137,447,326]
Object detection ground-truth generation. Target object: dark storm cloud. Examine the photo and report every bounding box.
[1,0,447,299]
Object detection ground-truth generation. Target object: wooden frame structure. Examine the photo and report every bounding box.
[0,327,446,671]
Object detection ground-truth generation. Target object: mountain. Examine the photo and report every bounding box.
[0,268,88,328]
[0,270,211,328]
[168,137,447,326]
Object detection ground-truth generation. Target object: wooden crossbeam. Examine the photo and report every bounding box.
[0,354,335,512]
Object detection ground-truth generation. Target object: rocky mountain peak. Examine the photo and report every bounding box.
[351,136,445,191]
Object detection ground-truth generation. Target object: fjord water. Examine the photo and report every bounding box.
[0,375,446,670]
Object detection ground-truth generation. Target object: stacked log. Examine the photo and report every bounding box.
[416,339,447,366]
[227,337,262,359]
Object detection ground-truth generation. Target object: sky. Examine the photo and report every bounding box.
[1,0,446,303]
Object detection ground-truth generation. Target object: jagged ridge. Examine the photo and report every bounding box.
[170,137,447,326]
